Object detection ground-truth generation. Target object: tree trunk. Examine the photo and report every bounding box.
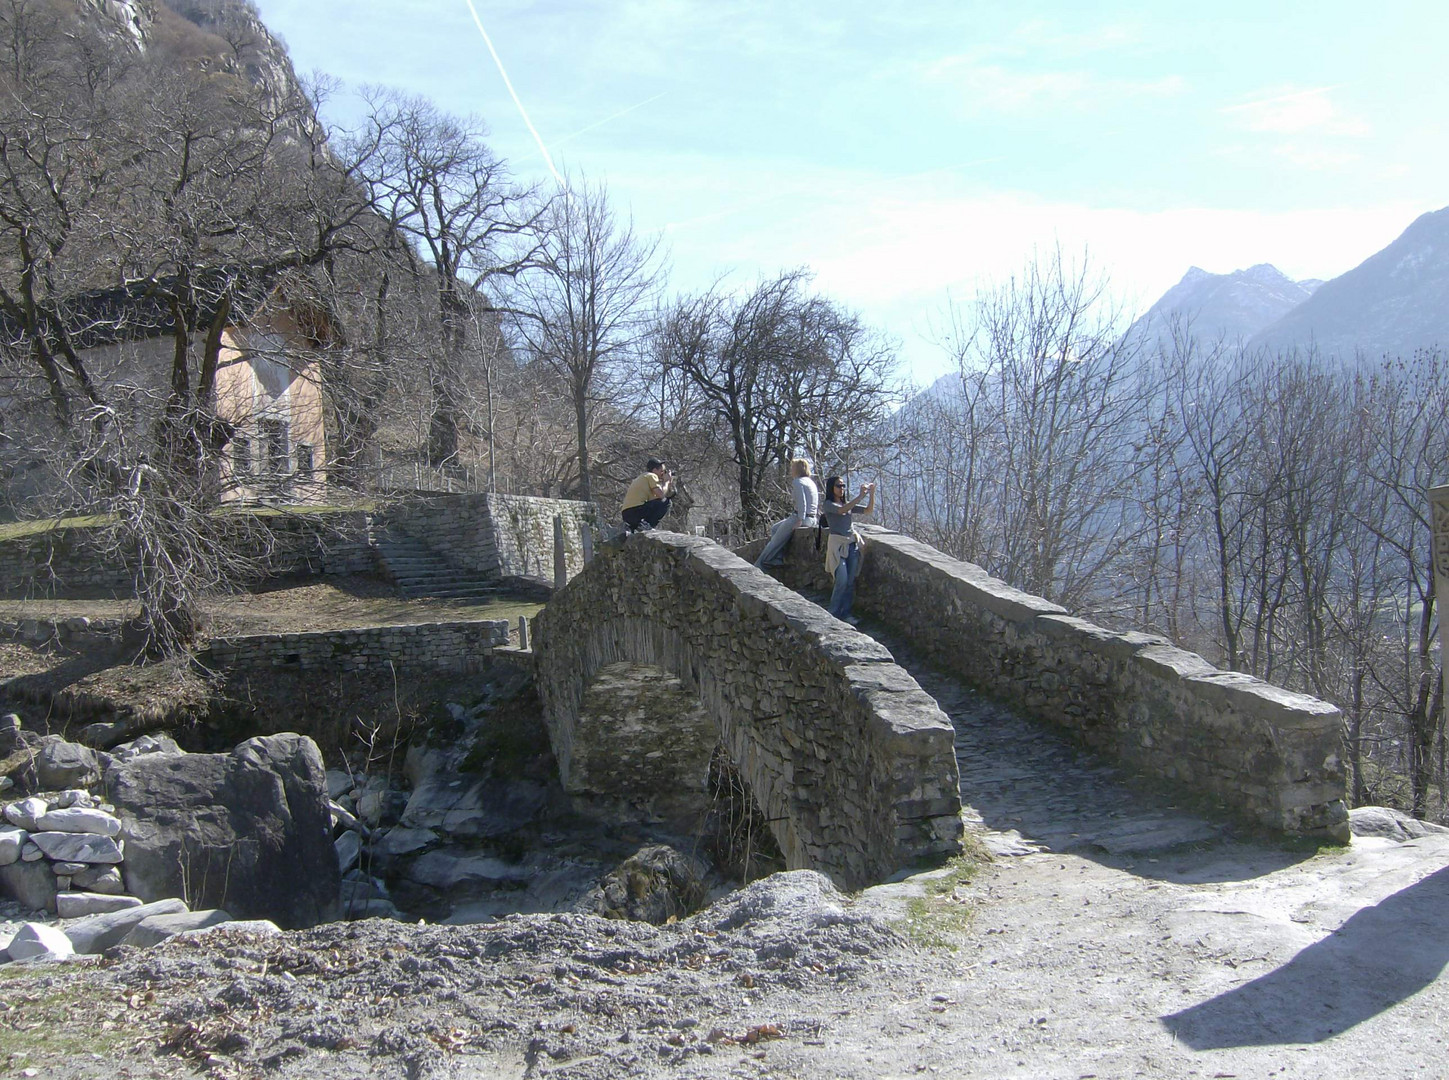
[574,375,591,502]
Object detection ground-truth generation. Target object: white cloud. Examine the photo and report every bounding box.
[1008,19,1141,56]
[920,56,1184,114]
[1223,86,1370,137]
[611,154,1426,383]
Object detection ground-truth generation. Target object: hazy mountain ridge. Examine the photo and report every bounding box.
[1249,206,1449,359]
[1125,263,1319,348]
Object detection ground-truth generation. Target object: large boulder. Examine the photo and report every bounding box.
[104,733,340,929]
[56,892,141,918]
[34,736,101,790]
[64,897,189,954]
[28,832,122,864]
[582,844,709,924]
[0,713,41,759]
[0,826,25,866]
[120,909,233,948]
[1349,805,1449,841]
[6,921,74,961]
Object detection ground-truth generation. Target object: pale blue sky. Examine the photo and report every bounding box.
[254,1,1449,382]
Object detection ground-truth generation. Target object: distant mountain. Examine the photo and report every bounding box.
[1126,264,1318,348]
[1248,207,1449,359]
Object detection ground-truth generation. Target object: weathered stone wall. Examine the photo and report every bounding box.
[749,525,1348,840]
[485,493,595,586]
[0,529,134,593]
[199,619,510,676]
[378,492,596,587]
[533,531,963,888]
[0,511,375,596]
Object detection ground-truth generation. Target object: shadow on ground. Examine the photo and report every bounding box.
[1163,865,1449,1046]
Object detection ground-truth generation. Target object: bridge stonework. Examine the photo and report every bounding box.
[531,531,964,888]
[750,525,1349,842]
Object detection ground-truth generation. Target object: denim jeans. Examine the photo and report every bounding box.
[828,541,862,618]
[755,514,799,568]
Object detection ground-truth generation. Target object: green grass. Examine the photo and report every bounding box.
[0,503,376,542]
[219,501,377,517]
[0,973,129,1060]
[894,848,989,950]
[0,514,113,541]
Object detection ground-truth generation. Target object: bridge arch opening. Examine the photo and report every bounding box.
[533,533,964,888]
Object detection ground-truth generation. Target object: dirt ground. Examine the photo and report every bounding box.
[0,578,542,638]
[2,828,1447,1080]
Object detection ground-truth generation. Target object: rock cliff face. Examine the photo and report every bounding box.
[84,0,152,43]
[74,0,306,114]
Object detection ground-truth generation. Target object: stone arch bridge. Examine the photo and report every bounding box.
[531,531,964,888]
[534,526,1349,888]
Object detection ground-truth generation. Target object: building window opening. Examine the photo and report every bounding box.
[259,419,289,479]
[232,435,252,478]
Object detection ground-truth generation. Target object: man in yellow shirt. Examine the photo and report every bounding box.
[621,457,674,533]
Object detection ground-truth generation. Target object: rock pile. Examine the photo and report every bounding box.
[3,896,280,961]
[0,713,343,931]
[326,768,404,921]
[1,787,137,918]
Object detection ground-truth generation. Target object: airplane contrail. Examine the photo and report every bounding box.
[460,0,565,187]
[557,92,667,148]
[511,91,668,168]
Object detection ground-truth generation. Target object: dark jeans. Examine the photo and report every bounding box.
[828,541,862,618]
[622,497,671,531]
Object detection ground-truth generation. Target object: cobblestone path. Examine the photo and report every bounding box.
[861,620,1225,859]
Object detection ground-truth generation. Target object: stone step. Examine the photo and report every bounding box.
[371,529,506,600]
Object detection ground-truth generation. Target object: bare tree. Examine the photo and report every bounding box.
[929,249,1153,607]
[0,0,372,653]
[1351,352,1449,817]
[656,270,897,532]
[512,174,663,501]
[345,90,541,471]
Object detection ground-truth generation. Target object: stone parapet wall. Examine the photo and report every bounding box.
[750,525,1348,840]
[0,511,375,596]
[378,492,596,587]
[199,619,511,676]
[533,531,963,888]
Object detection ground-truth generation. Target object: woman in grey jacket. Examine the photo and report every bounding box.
[819,475,874,621]
[755,458,819,569]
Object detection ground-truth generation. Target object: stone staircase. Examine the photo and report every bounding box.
[370,526,499,600]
